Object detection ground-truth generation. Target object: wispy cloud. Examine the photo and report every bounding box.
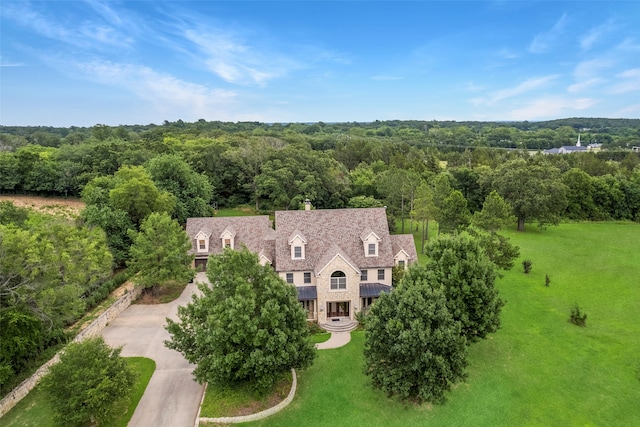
[182,27,299,86]
[73,59,237,118]
[613,103,640,117]
[568,58,612,93]
[580,19,615,51]
[0,56,25,67]
[529,13,568,53]
[616,38,640,51]
[2,2,134,50]
[609,68,640,94]
[508,96,596,120]
[471,75,560,106]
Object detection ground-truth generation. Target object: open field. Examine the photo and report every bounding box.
[0,195,85,218]
[248,222,640,426]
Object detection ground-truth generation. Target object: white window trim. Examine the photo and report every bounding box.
[195,231,209,253]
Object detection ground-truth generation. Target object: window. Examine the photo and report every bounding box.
[398,260,406,269]
[330,271,346,290]
[198,239,206,250]
[378,269,385,280]
[224,238,231,248]
[368,243,376,256]
[304,272,311,284]
[294,246,302,258]
[286,273,294,284]
[360,269,368,281]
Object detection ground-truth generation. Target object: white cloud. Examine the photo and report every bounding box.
[508,96,596,120]
[3,2,133,50]
[183,28,298,86]
[616,38,640,51]
[609,68,640,93]
[529,13,568,53]
[568,78,605,93]
[473,75,560,106]
[73,59,237,118]
[580,19,615,51]
[613,103,640,117]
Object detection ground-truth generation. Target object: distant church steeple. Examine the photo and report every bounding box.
[576,133,581,147]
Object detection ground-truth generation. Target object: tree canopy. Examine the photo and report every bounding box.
[41,337,136,427]
[165,248,315,393]
[364,266,468,403]
[127,212,194,290]
[424,232,504,342]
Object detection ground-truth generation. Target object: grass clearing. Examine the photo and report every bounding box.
[247,222,640,426]
[199,372,292,419]
[0,357,155,427]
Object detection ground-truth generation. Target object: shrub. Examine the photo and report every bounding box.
[569,303,587,327]
[522,259,533,274]
[42,337,136,427]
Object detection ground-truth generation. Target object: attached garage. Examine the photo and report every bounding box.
[194,258,207,272]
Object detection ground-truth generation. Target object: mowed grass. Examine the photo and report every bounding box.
[0,357,155,427]
[249,222,640,426]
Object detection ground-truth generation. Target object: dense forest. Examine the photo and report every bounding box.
[1,117,640,392]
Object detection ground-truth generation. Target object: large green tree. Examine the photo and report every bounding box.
[486,158,568,231]
[42,337,136,427]
[109,165,175,227]
[146,154,213,224]
[364,266,468,403]
[424,232,503,342]
[165,248,315,393]
[127,212,194,291]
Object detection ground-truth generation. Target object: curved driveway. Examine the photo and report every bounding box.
[101,274,206,427]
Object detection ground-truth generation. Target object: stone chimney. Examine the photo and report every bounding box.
[304,199,311,211]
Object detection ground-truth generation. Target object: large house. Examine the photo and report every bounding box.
[185,205,418,324]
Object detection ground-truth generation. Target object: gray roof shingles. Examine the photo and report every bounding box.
[186,216,273,258]
[274,208,395,273]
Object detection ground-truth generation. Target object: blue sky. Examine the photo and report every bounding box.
[1,1,640,126]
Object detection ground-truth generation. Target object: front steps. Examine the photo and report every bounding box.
[320,319,358,333]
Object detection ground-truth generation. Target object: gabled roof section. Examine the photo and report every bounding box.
[219,225,236,238]
[315,244,360,276]
[360,227,381,242]
[390,234,418,263]
[274,208,394,272]
[185,216,272,256]
[288,229,307,244]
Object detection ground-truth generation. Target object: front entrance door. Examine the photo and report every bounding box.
[326,301,350,319]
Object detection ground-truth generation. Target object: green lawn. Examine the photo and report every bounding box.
[0,357,155,427]
[248,222,640,426]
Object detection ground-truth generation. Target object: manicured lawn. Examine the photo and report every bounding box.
[0,357,155,427]
[248,222,640,426]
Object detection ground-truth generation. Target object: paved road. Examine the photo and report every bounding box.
[101,275,206,427]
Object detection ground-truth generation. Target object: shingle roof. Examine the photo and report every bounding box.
[186,216,273,257]
[360,283,393,298]
[390,234,418,263]
[274,208,395,272]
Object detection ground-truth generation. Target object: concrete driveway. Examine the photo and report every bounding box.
[101,274,206,427]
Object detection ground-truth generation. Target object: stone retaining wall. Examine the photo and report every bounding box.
[198,368,297,425]
[0,286,142,418]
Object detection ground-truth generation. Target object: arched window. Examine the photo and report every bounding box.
[330,271,346,290]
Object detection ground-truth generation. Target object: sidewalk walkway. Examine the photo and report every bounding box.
[315,331,351,350]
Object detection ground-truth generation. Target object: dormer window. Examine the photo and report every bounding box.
[195,231,209,253]
[288,230,307,260]
[220,227,236,250]
[361,228,381,257]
